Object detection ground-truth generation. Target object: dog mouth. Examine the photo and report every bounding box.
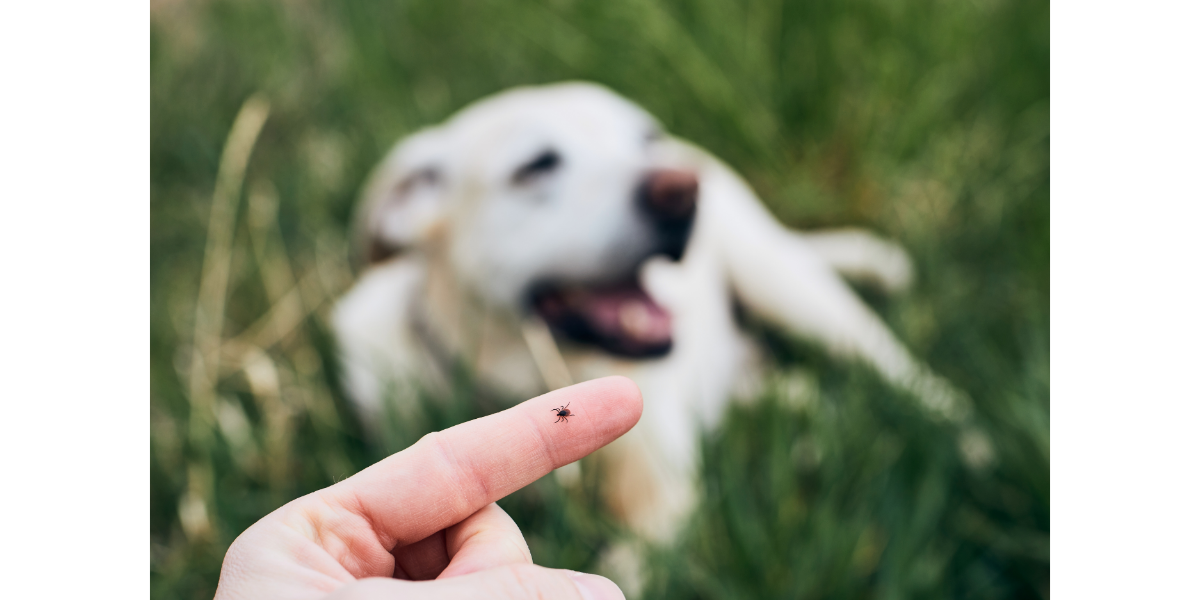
[530,278,672,358]
[525,168,699,358]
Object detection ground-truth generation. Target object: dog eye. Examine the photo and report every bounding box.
[512,150,561,184]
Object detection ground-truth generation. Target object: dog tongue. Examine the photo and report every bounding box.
[534,282,673,354]
[580,286,673,345]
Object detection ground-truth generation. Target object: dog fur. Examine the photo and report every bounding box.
[331,82,974,546]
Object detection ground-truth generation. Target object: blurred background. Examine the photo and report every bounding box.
[150,0,1048,598]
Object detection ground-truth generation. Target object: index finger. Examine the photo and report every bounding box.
[322,377,640,554]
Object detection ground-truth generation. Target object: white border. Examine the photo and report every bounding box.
[1053,0,1200,597]
[0,2,148,596]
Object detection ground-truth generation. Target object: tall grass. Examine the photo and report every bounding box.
[150,0,1048,598]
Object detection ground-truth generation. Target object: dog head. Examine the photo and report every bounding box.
[358,83,699,357]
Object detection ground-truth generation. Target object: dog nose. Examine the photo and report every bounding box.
[640,169,698,223]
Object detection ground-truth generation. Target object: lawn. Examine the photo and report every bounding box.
[150,1,1049,598]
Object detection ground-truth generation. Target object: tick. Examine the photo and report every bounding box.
[552,402,573,423]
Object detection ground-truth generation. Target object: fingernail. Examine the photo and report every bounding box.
[569,571,625,600]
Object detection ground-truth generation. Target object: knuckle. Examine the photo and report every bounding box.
[494,564,562,600]
[500,531,534,564]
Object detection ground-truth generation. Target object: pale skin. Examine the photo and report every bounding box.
[214,376,641,600]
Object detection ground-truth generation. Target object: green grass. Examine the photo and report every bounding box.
[150,0,1048,598]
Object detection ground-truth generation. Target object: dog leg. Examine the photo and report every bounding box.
[800,228,914,294]
[697,161,972,424]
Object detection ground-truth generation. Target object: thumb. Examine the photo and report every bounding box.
[326,565,625,600]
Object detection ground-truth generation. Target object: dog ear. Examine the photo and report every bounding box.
[356,127,451,265]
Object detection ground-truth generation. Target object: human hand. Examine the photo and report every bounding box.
[213,376,642,600]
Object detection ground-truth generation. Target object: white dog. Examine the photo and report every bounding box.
[331,82,977,548]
